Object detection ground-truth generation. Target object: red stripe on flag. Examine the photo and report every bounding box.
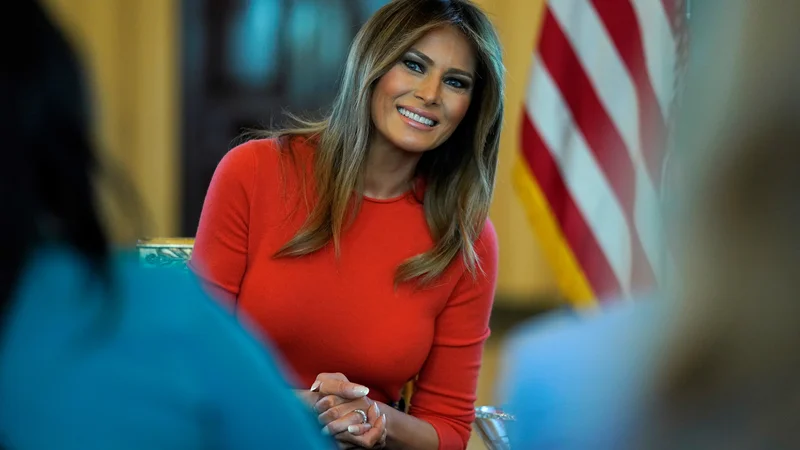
[591,0,668,186]
[520,112,621,299]
[538,8,655,290]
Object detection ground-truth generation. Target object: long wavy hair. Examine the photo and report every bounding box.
[262,0,504,285]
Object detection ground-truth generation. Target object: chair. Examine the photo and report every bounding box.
[137,238,513,449]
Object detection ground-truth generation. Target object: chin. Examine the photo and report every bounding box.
[392,138,437,154]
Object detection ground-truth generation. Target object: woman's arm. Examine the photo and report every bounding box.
[375,399,438,449]
[189,142,259,306]
[405,220,498,450]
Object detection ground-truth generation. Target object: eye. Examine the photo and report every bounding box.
[445,78,470,90]
[403,60,424,73]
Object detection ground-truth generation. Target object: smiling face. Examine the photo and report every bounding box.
[370,26,477,154]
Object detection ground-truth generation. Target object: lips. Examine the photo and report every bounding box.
[397,106,438,127]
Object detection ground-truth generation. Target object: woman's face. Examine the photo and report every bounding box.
[370,26,477,154]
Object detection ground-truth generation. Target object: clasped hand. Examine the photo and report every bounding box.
[299,372,387,449]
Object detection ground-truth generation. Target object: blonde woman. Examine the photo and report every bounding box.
[190,1,504,449]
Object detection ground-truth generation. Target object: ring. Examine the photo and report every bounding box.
[352,409,368,424]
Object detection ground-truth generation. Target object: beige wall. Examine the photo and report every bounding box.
[41,0,558,304]
[42,0,179,242]
[474,0,558,303]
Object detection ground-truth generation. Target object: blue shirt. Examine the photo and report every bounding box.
[0,247,332,450]
[497,300,667,450]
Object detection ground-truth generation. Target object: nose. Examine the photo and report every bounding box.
[414,74,441,106]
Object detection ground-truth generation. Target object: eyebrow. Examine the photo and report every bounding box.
[407,49,475,81]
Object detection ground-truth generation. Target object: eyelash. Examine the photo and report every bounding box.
[402,59,470,90]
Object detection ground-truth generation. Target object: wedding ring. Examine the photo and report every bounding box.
[352,409,368,424]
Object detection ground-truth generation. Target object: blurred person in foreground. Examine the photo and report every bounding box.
[189,1,504,449]
[0,2,331,449]
[497,1,800,449]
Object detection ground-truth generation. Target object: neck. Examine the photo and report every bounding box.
[363,135,421,199]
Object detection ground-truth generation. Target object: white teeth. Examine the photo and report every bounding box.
[398,107,436,127]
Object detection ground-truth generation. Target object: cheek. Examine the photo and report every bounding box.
[371,70,406,123]
[444,95,472,127]
[376,67,413,101]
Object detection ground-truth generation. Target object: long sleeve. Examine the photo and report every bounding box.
[189,142,258,306]
[409,220,499,450]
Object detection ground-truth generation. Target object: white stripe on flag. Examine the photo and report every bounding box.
[549,0,663,279]
[631,0,677,118]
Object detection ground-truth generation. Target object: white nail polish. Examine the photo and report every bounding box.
[348,425,359,433]
[354,386,369,396]
[310,380,321,392]
[321,426,330,436]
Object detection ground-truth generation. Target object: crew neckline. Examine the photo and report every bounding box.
[361,190,412,204]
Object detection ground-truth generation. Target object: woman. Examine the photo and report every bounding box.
[0,2,331,449]
[190,0,504,449]
[498,2,800,448]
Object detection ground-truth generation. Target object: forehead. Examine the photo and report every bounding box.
[410,26,476,73]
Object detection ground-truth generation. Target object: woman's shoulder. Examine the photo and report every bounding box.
[6,247,238,363]
[15,246,232,334]
[227,136,315,165]
[499,299,665,448]
[217,136,315,186]
[477,218,498,250]
[474,217,498,266]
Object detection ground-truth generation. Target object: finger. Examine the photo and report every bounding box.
[345,402,380,436]
[347,413,386,448]
[318,379,369,399]
[344,403,379,436]
[314,394,348,414]
[345,422,373,436]
[294,389,323,408]
[322,410,371,436]
[318,401,370,426]
[366,401,380,423]
[310,372,348,392]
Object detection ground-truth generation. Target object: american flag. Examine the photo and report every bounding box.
[514,0,688,307]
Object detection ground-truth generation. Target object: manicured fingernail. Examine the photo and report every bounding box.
[321,426,330,435]
[374,403,381,416]
[310,381,321,392]
[348,425,359,433]
[381,413,386,423]
[354,386,369,396]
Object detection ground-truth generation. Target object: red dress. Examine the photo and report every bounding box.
[189,138,498,450]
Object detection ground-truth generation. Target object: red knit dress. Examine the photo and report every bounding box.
[189,138,498,449]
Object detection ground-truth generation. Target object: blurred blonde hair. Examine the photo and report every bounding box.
[644,2,800,447]
[260,0,504,285]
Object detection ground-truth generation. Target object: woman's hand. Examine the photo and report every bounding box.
[312,373,388,449]
[293,389,324,410]
[294,372,370,409]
